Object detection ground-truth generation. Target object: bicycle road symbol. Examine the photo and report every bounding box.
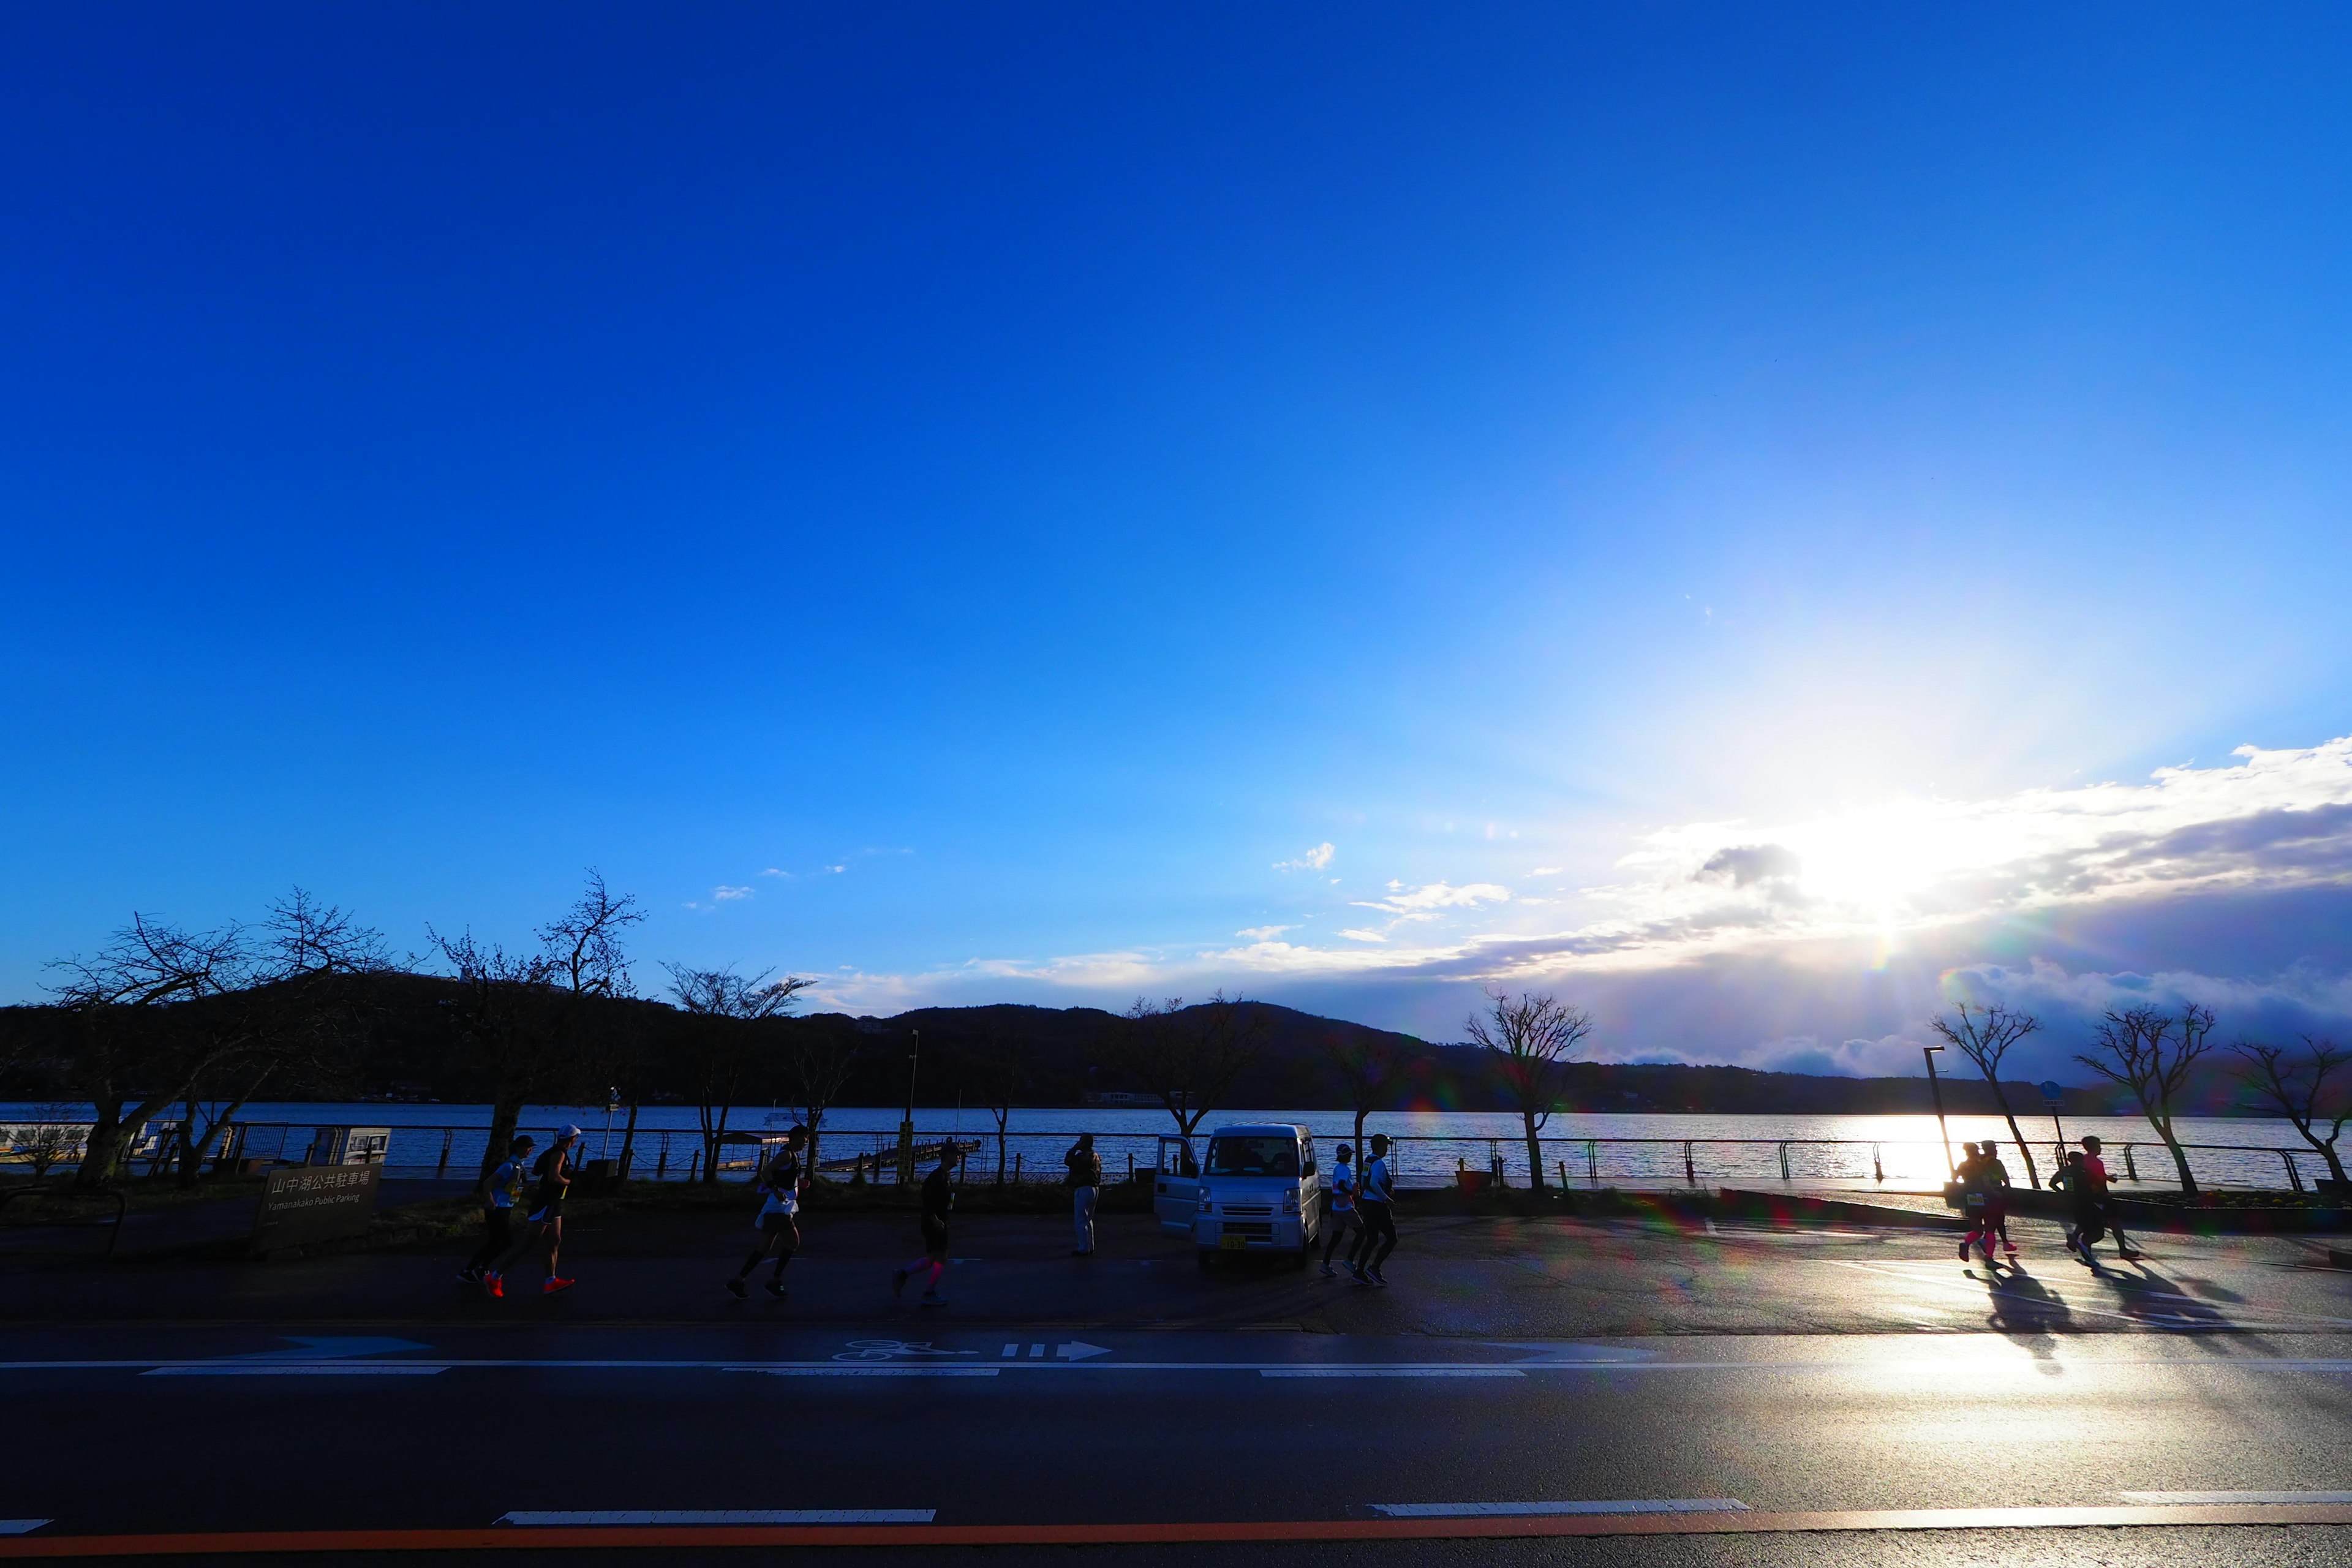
[832,1339,978,1362]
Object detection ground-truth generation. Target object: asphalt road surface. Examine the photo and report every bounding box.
[3,1208,2349,1564]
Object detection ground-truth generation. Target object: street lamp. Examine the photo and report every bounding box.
[895,1029,921,1184]
[1922,1044,1955,1180]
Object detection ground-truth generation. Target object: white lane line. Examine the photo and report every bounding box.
[141,1364,446,1376]
[500,1510,935,1525]
[1373,1499,1747,1517]
[2121,1490,2352,1505]
[729,1366,1000,1378]
[1264,1368,1525,1379]
[0,1522,50,1536]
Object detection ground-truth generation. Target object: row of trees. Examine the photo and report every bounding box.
[1929,1000,2349,1194]
[17,875,2343,1199]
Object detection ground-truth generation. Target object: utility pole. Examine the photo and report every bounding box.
[2038,1079,2069,1174]
[896,1028,921,1185]
[1923,1044,1954,1181]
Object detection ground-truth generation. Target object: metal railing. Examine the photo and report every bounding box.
[4,1120,2340,1197]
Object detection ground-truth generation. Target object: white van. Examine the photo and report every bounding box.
[1152,1124,1319,1268]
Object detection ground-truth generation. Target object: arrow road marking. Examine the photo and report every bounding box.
[1056,1341,1110,1361]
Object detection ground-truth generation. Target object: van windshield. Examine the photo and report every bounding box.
[1205,1136,1298,1177]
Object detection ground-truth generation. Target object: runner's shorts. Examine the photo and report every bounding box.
[921,1217,949,1255]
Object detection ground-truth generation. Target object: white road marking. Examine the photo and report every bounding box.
[1001,1343,1019,1357]
[0,1522,50,1536]
[1264,1368,1525,1379]
[2121,1490,2352,1505]
[1373,1499,1747,1517]
[1056,1341,1112,1361]
[500,1510,936,1525]
[732,1366,999,1378]
[141,1364,446,1376]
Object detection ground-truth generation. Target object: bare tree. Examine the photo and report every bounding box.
[48,916,262,1189]
[665,964,815,1183]
[781,1019,862,1174]
[540,870,643,998]
[1111,993,1270,1140]
[1317,1027,1415,1167]
[429,929,564,1181]
[1465,989,1593,1192]
[2233,1036,2350,1189]
[434,873,646,1180]
[966,1023,1030,1185]
[165,890,385,1186]
[2075,1004,2218,1194]
[14,1105,83,1184]
[1928,1003,2045,1189]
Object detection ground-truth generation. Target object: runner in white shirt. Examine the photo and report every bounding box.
[728,1125,809,1300]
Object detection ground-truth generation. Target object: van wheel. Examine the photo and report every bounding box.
[1197,1250,1215,1271]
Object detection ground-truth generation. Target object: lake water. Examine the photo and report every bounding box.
[5,1101,2328,1193]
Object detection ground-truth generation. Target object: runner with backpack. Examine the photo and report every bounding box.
[460,1133,533,1286]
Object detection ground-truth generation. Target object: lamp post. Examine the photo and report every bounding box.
[895,1029,921,1185]
[2038,1079,2069,1175]
[600,1086,619,1163]
[1922,1044,1955,1180]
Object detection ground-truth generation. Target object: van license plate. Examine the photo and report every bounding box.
[1220,1236,1251,1250]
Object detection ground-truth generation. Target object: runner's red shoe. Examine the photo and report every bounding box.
[543,1276,575,1295]
[484,1272,503,1298]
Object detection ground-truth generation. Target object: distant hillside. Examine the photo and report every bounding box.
[1,985,2184,1116]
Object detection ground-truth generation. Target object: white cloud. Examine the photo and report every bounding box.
[760,867,790,878]
[824,864,846,875]
[1531,866,1563,876]
[1354,880,1512,916]
[712,886,753,902]
[1236,925,1293,941]
[1275,842,1335,872]
[1339,929,1389,943]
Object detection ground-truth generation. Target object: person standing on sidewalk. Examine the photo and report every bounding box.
[1351,1134,1398,1286]
[893,1147,956,1306]
[2080,1136,2143,1261]
[728,1125,809,1300]
[1319,1142,1362,1277]
[486,1125,581,1298]
[460,1134,533,1285]
[1065,1133,1102,1256]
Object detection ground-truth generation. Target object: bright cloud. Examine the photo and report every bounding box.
[1275,842,1335,872]
[712,885,753,902]
[794,736,2352,1065]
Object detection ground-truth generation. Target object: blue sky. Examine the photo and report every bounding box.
[7,4,2352,1077]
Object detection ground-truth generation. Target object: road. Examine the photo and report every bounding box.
[2,1207,2349,1563]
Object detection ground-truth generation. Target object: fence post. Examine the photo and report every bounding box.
[435,1129,451,1179]
[1585,1140,1599,1188]
[687,1149,701,1183]
[1558,1161,1568,1191]
[1684,1141,1696,1186]
[1014,1152,1022,1183]
[2282,1149,2306,1193]
[1777,1143,1792,1182]
[2124,1144,2141,1182]
[655,1133,669,1180]
[1871,1144,1885,1183]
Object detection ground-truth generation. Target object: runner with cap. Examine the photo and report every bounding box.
[1351,1133,1398,1286]
[484,1123,581,1297]
[729,1125,809,1300]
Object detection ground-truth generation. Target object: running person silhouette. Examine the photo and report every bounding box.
[486,1125,579,1297]
[729,1125,809,1299]
[893,1147,956,1306]
[1351,1134,1398,1285]
[1320,1142,1362,1276]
